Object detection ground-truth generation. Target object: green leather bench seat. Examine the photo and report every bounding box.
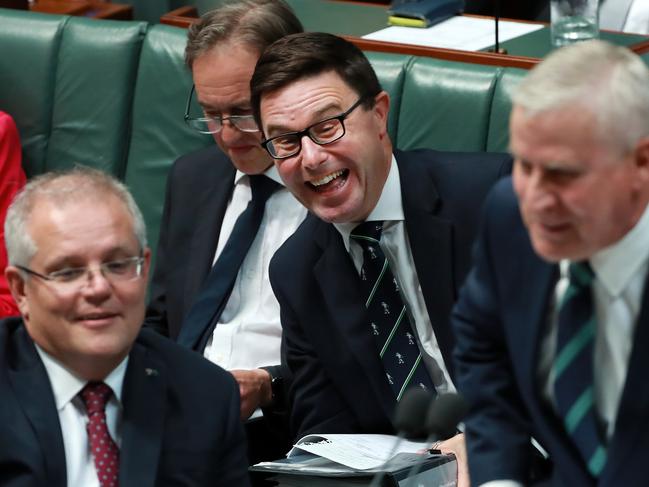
[0,8,524,271]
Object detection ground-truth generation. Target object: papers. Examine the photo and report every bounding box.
[363,15,543,51]
[287,433,429,470]
[250,434,457,485]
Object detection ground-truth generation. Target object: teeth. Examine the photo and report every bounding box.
[312,170,344,187]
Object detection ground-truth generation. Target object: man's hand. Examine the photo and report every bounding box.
[434,433,470,487]
[230,368,273,420]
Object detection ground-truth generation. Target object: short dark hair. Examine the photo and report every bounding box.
[250,32,383,128]
[185,0,303,69]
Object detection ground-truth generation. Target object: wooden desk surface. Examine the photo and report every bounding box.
[30,0,133,19]
[159,3,649,70]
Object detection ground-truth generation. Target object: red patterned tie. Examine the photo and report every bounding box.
[80,382,120,487]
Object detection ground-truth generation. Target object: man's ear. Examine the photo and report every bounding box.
[140,247,153,282]
[6,266,28,319]
[372,90,390,137]
[630,136,649,190]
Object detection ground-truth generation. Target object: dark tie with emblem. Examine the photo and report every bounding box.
[554,261,607,477]
[178,174,279,350]
[351,221,436,401]
[80,382,119,487]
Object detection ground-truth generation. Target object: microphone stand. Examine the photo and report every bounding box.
[368,389,433,487]
[487,0,508,54]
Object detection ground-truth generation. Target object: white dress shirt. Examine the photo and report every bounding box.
[600,0,649,34]
[36,346,127,487]
[334,155,456,394]
[623,0,649,34]
[481,202,649,487]
[203,165,307,372]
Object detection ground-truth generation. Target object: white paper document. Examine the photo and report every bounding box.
[363,16,544,51]
[287,433,429,470]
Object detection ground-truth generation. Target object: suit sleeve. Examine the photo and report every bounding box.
[213,374,251,487]
[452,186,535,485]
[0,112,25,318]
[270,257,361,440]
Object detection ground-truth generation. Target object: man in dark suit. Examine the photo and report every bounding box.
[250,32,511,486]
[453,40,649,486]
[145,0,304,463]
[2,168,249,486]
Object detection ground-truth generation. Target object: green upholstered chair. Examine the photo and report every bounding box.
[0,7,519,273]
[124,24,212,259]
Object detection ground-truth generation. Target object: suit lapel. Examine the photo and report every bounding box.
[515,254,557,405]
[119,342,166,487]
[313,220,396,422]
[501,211,573,453]
[184,166,235,315]
[7,325,66,485]
[397,154,457,372]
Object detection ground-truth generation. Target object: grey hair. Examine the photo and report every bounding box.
[5,166,147,267]
[185,0,303,69]
[512,39,649,155]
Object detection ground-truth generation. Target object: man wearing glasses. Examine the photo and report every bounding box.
[144,0,304,463]
[250,32,512,486]
[1,167,249,486]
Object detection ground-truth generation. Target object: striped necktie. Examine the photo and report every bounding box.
[554,261,607,477]
[351,221,436,401]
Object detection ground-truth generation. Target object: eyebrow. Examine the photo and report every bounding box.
[265,102,343,136]
[198,98,252,115]
[42,246,138,271]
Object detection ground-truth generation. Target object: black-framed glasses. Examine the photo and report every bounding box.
[261,97,366,160]
[17,256,145,293]
[183,85,259,134]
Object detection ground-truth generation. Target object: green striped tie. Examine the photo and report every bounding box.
[554,262,607,477]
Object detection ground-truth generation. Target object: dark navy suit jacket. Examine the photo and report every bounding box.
[146,145,235,341]
[270,149,512,439]
[0,317,249,487]
[453,178,649,486]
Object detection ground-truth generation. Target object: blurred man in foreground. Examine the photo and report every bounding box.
[454,40,649,486]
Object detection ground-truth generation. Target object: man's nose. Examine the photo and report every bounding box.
[300,136,327,170]
[525,169,557,211]
[80,267,112,298]
[219,119,244,143]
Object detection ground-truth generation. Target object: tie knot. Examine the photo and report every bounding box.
[80,382,113,416]
[351,220,384,244]
[249,175,279,204]
[568,261,594,288]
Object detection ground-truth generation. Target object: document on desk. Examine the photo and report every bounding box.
[363,16,543,51]
[287,433,428,470]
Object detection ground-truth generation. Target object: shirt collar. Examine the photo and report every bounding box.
[561,202,649,297]
[334,154,404,252]
[233,164,285,186]
[35,345,128,411]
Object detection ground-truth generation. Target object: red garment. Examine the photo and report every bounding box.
[0,112,26,318]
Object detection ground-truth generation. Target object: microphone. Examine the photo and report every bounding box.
[426,392,468,441]
[368,388,434,487]
[395,387,435,439]
[403,393,468,487]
